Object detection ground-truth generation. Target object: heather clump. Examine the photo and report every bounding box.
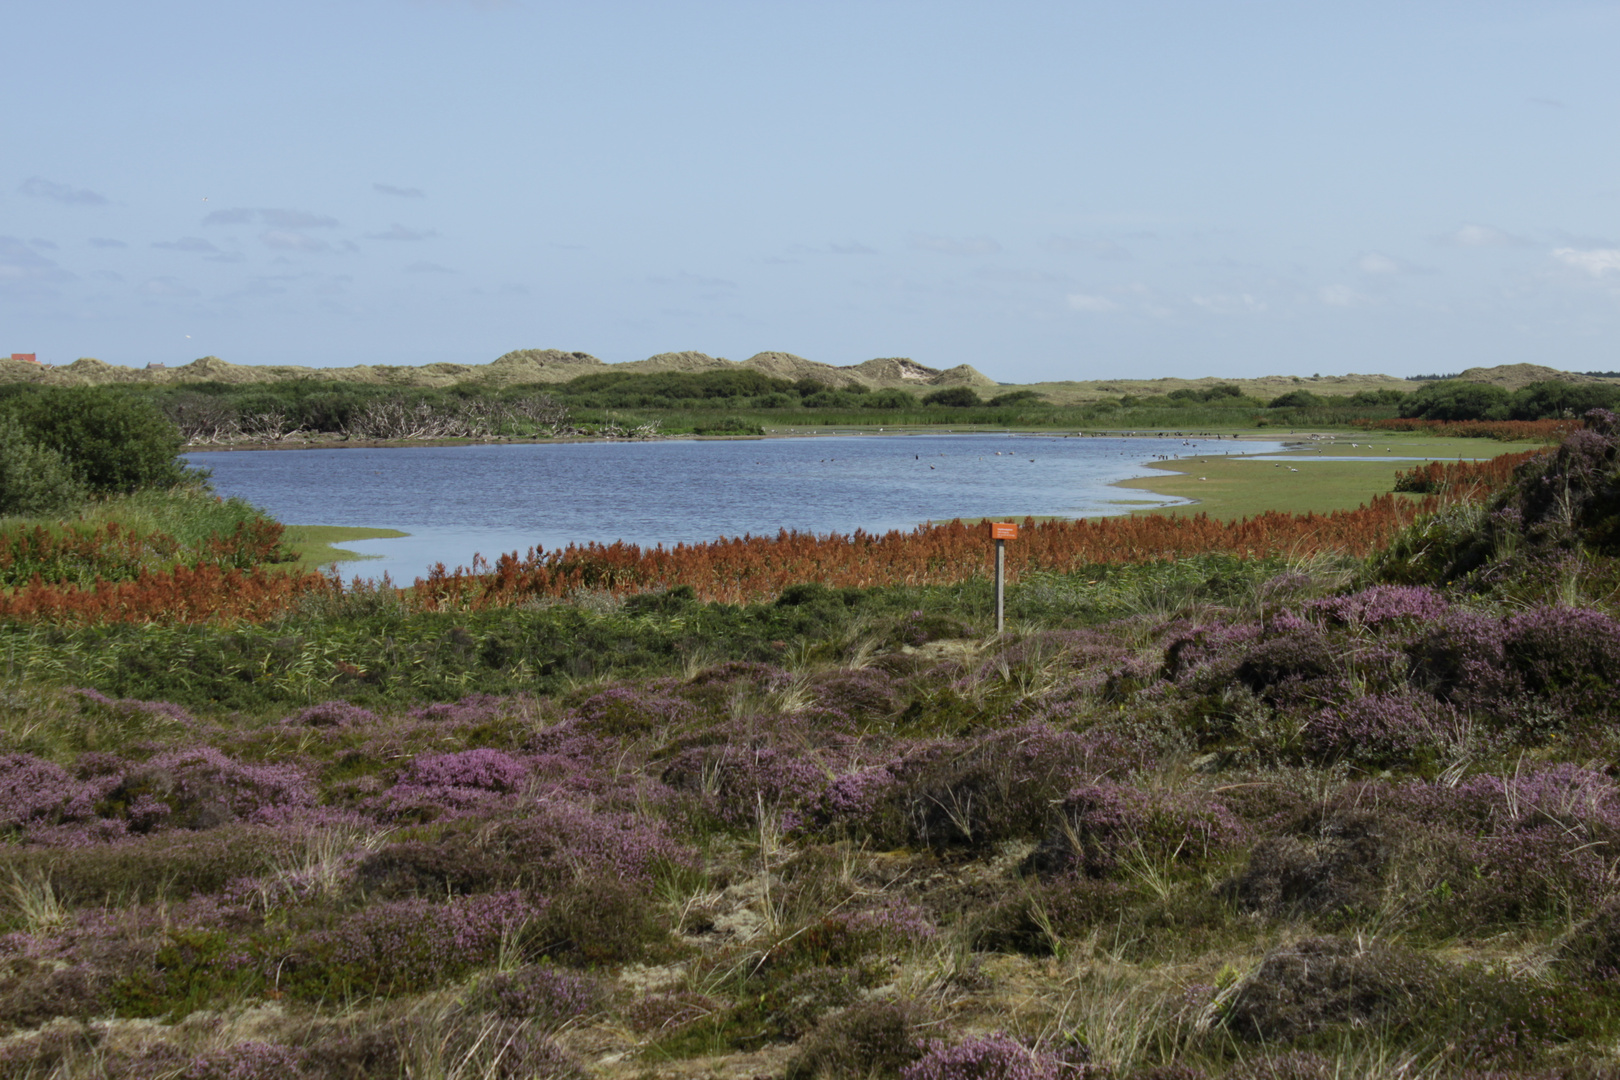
[288,889,546,999]
[467,964,600,1026]
[785,999,929,1080]
[1024,782,1244,880]
[566,684,695,737]
[1299,691,1462,766]
[825,722,1140,851]
[97,746,314,833]
[1222,809,1401,923]
[0,752,101,833]
[377,747,531,821]
[1308,583,1451,628]
[659,739,833,828]
[1219,936,1441,1043]
[901,1033,1067,1080]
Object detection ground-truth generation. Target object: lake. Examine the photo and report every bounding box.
[187,433,1283,581]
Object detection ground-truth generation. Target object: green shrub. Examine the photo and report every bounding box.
[0,386,187,494]
[920,387,983,407]
[0,415,85,516]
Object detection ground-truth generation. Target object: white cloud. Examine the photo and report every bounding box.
[366,223,437,241]
[1046,236,1133,261]
[909,233,1001,256]
[829,241,876,255]
[1191,292,1266,314]
[1355,253,1401,275]
[1552,247,1620,276]
[1319,284,1368,307]
[261,230,332,253]
[1066,293,1117,312]
[404,261,455,274]
[89,237,127,249]
[207,208,339,229]
[19,177,107,205]
[0,236,70,285]
[137,277,199,297]
[152,236,221,253]
[1436,224,1529,248]
[374,182,426,198]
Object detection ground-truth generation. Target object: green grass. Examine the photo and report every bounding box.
[280,524,409,569]
[1118,432,1546,520]
[3,485,268,548]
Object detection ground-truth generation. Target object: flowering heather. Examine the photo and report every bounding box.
[821,722,1142,850]
[490,799,694,885]
[1501,605,1620,715]
[0,753,101,832]
[469,964,601,1026]
[567,685,695,736]
[1310,584,1451,628]
[99,746,314,833]
[296,889,546,996]
[1028,781,1244,878]
[802,668,903,724]
[659,741,831,827]
[902,1033,1063,1080]
[285,700,380,728]
[402,747,530,792]
[1302,691,1461,763]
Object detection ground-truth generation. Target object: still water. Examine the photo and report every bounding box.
[187,433,1283,581]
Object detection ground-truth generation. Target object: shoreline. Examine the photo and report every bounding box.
[184,426,1271,454]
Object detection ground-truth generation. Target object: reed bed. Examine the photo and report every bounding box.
[1354,416,1578,441]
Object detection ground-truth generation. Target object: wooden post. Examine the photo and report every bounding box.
[988,522,1017,633]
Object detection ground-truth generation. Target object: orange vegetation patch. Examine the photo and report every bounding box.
[1354,417,1579,442]
[0,564,328,624]
[1392,450,1542,495]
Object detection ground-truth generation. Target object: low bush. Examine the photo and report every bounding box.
[785,1000,928,1080]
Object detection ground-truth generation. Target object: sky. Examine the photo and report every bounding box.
[4,1,1620,383]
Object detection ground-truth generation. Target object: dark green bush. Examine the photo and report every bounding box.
[0,415,85,515]
[0,386,187,494]
[920,386,984,407]
[1397,380,1512,421]
[1267,390,1325,409]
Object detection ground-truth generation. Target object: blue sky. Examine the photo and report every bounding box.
[4,1,1619,382]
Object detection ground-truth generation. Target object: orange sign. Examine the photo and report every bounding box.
[989,522,1018,540]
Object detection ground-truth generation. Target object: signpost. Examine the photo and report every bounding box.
[989,522,1017,632]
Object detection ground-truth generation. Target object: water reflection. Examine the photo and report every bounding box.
[188,433,1283,581]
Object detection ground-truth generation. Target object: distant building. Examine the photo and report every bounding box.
[10,353,37,364]
[146,362,166,369]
